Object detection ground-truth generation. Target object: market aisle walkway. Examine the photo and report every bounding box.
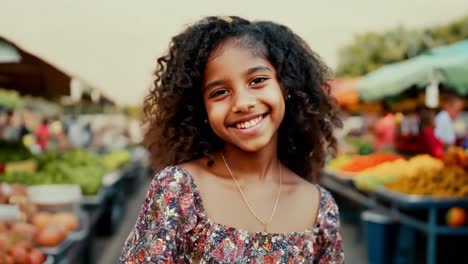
[94,176,366,264]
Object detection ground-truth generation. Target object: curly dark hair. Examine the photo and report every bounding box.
[144,16,341,182]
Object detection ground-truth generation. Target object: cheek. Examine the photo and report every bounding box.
[270,89,286,117]
[277,99,286,121]
[205,103,227,127]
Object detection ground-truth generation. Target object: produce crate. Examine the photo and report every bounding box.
[5,159,38,173]
[27,184,82,215]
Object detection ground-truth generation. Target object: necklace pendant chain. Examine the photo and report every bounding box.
[221,154,282,230]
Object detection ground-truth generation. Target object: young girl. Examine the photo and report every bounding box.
[120,16,343,263]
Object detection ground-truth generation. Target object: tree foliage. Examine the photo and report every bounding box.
[336,15,468,77]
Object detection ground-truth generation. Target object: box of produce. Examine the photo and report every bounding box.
[0,221,47,264]
[27,185,82,214]
[385,166,468,198]
[354,154,443,193]
[101,150,131,172]
[5,159,38,173]
[35,149,106,196]
[33,211,81,248]
[0,182,82,263]
[0,204,20,220]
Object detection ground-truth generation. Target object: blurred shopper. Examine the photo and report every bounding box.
[373,104,396,151]
[18,113,30,139]
[35,118,50,151]
[435,96,464,146]
[67,116,91,149]
[2,110,19,141]
[420,108,444,158]
[49,116,69,151]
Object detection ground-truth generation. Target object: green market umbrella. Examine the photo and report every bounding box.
[359,40,468,101]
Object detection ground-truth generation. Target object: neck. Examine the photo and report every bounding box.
[218,141,280,183]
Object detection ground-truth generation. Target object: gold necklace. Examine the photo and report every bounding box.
[221,153,282,232]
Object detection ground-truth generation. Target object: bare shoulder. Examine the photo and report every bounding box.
[178,158,212,183]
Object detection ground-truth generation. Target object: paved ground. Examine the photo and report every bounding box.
[95,177,367,264]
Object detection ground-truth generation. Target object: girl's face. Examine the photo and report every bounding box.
[202,40,286,152]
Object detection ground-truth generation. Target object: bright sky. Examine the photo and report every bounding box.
[0,0,467,105]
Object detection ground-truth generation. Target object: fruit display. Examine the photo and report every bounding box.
[32,212,79,247]
[0,221,46,264]
[336,152,403,173]
[1,183,80,246]
[353,159,407,192]
[101,150,131,172]
[353,155,444,192]
[385,166,468,197]
[326,155,353,171]
[0,183,38,221]
[443,147,468,171]
[1,149,106,195]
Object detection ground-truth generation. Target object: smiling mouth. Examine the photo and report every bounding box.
[233,114,268,129]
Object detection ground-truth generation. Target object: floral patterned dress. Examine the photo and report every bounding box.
[120,166,344,264]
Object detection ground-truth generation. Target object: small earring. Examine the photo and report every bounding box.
[204,119,208,123]
[287,94,291,99]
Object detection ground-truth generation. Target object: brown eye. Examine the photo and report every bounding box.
[209,88,230,99]
[250,77,268,86]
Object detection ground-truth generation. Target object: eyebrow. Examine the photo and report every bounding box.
[246,66,272,75]
[203,66,272,91]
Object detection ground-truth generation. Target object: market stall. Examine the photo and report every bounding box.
[0,144,144,264]
[325,145,468,264]
[325,40,468,264]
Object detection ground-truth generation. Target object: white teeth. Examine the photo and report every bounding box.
[235,115,264,129]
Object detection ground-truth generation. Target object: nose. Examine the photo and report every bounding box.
[231,88,256,113]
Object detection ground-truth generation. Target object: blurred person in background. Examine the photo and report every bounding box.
[18,112,31,139]
[373,104,396,151]
[435,95,464,146]
[67,116,91,149]
[35,118,50,151]
[2,110,20,141]
[420,108,444,158]
[49,116,69,151]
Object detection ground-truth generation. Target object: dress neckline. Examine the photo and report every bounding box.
[173,165,325,237]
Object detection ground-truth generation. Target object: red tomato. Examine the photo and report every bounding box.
[9,245,28,264]
[29,248,46,264]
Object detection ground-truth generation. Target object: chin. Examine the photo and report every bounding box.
[232,138,273,153]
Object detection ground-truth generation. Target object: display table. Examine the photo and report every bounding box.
[321,173,468,264]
